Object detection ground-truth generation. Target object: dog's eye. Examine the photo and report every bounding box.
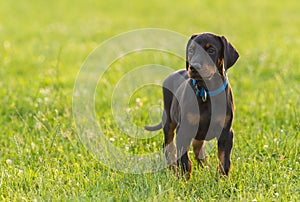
[188,48,194,55]
[207,47,216,54]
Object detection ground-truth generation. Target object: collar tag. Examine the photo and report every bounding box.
[200,88,207,102]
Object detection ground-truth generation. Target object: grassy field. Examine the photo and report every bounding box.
[1,0,300,201]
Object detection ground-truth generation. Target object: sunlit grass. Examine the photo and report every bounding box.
[0,0,299,201]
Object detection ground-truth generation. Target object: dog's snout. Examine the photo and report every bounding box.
[190,63,202,71]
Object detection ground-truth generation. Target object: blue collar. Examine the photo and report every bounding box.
[191,75,228,102]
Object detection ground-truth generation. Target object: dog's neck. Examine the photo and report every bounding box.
[191,72,228,102]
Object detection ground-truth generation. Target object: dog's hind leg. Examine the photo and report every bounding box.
[161,85,178,168]
[163,122,177,167]
[176,130,193,180]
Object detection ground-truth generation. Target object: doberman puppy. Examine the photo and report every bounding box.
[145,33,239,179]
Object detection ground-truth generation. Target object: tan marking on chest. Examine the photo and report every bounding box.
[187,113,201,125]
[215,115,231,127]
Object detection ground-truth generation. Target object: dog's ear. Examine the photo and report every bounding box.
[186,34,198,70]
[220,36,239,70]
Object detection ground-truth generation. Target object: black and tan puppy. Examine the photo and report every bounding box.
[145,33,239,179]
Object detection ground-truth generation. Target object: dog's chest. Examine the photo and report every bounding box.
[185,98,211,126]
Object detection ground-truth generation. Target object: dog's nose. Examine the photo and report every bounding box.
[190,63,202,72]
[190,66,196,72]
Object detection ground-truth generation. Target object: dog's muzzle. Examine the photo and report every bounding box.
[189,63,216,80]
[190,63,202,73]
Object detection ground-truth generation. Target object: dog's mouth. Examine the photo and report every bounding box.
[188,65,217,80]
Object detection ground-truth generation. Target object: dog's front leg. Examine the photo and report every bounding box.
[192,139,206,167]
[217,130,233,176]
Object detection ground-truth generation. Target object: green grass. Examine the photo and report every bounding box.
[1,0,300,201]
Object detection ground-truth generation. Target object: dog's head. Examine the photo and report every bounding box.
[186,33,239,80]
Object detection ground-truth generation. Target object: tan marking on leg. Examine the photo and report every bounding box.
[187,113,200,125]
[186,159,192,180]
[225,115,231,126]
[165,123,177,167]
[166,123,176,144]
[192,139,206,167]
[218,148,225,174]
[164,141,177,166]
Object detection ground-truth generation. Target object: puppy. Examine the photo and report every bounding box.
[145,33,239,179]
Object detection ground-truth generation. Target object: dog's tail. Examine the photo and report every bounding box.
[144,122,162,131]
